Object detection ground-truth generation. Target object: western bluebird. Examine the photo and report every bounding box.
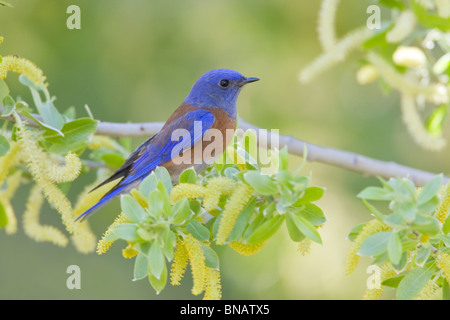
[77,69,259,220]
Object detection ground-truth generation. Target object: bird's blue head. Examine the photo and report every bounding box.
[184,69,259,118]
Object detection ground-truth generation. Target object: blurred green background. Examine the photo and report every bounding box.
[1,0,448,299]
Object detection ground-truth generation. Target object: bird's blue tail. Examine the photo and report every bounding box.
[75,184,128,221]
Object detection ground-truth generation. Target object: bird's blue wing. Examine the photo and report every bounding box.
[76,109,215,220]
[122,109,215,184]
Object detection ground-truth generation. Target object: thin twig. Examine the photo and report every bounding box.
[0,106,446,186]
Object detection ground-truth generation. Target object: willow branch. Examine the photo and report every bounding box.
[0,106,447,187]
[82,119,450,186]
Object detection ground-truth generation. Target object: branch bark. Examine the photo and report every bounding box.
[1,106,447,187]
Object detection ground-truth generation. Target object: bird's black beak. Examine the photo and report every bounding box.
[240,77,260,86]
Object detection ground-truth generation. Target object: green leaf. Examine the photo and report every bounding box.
[415,245,431,267]
[357,186,392,201]
[0,1,14,8]
[443,279,450,300]
[0,200,8,228]
[19,74,39,89]
[433,53,450,75]
[378,0,406,9]
[162,229,176,261]
[147,189,165,217]
[186,219,210,242]
[347,223,366,242]
[418,175,443,206]
[243,171,278,195]
[287,211,322,244]
[148,259,167,294]
[297,203,326,226]
[443,212,450,234]
[417,195,439,215]
[396,265,435,300]
[392,252,408,272]
[133,253,148,281]
[1,95,15,116]
[359,231,391,256]
[0,134,10,156]
[148,242,165,280]
[178,167,197,184]
[105,223,139,242]
[411,215,441,236]
[170,198,191,224]
[44,118,98,154]
[361,199,385,221]
[246,214,284,244]
[426,105,447,136]
[294,187,325,205]
[120,194,147,223]
[410,0,450,31]
[387,231,403,265]
[382,275,405,288]
[286,213,306,242]
[243,211,265,240]
[139,173,158,198]
[38,99,65,131]
[202,245,219,269]
[227,198,256,242]
[278,146,289,171]
[22,111,64,137]
[154,166,172,193]
[155,181,170,217]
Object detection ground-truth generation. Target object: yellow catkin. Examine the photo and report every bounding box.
[170,238,189,286]
[122,243,138,259]
[130,189,148,209]
[2,201,16,235]
[367,52,449,105]
[44,152,82,184]
[203,177,236,212]
[184,234,207,295]
[71,180,118,254]
[299,27,372,83]
[203,268,222,300]
[356,64,379,85]
[89,135,120,150]
[317,0,340,51]
[0,169,22,200]
[436,183,450,224]
[345,219,390,276]
[297,238,312,256]
[0,170,22,234]
[22,184,68,247]
[415,278,439,300]
[362,263,397,300]
[229,241,266,256]
[436,252,450,284]
[401,92,446,151]
[13,114,80,236]
[170,183,206,203]
[386,10,417,43]
[0,141,20,186]
[0,55,46,87]
[216,184,254,245]
[96,212,129,255]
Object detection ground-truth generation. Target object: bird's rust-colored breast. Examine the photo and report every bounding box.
[162,103,236,180]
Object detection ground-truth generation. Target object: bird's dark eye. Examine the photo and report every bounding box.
[219,79,229,88]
